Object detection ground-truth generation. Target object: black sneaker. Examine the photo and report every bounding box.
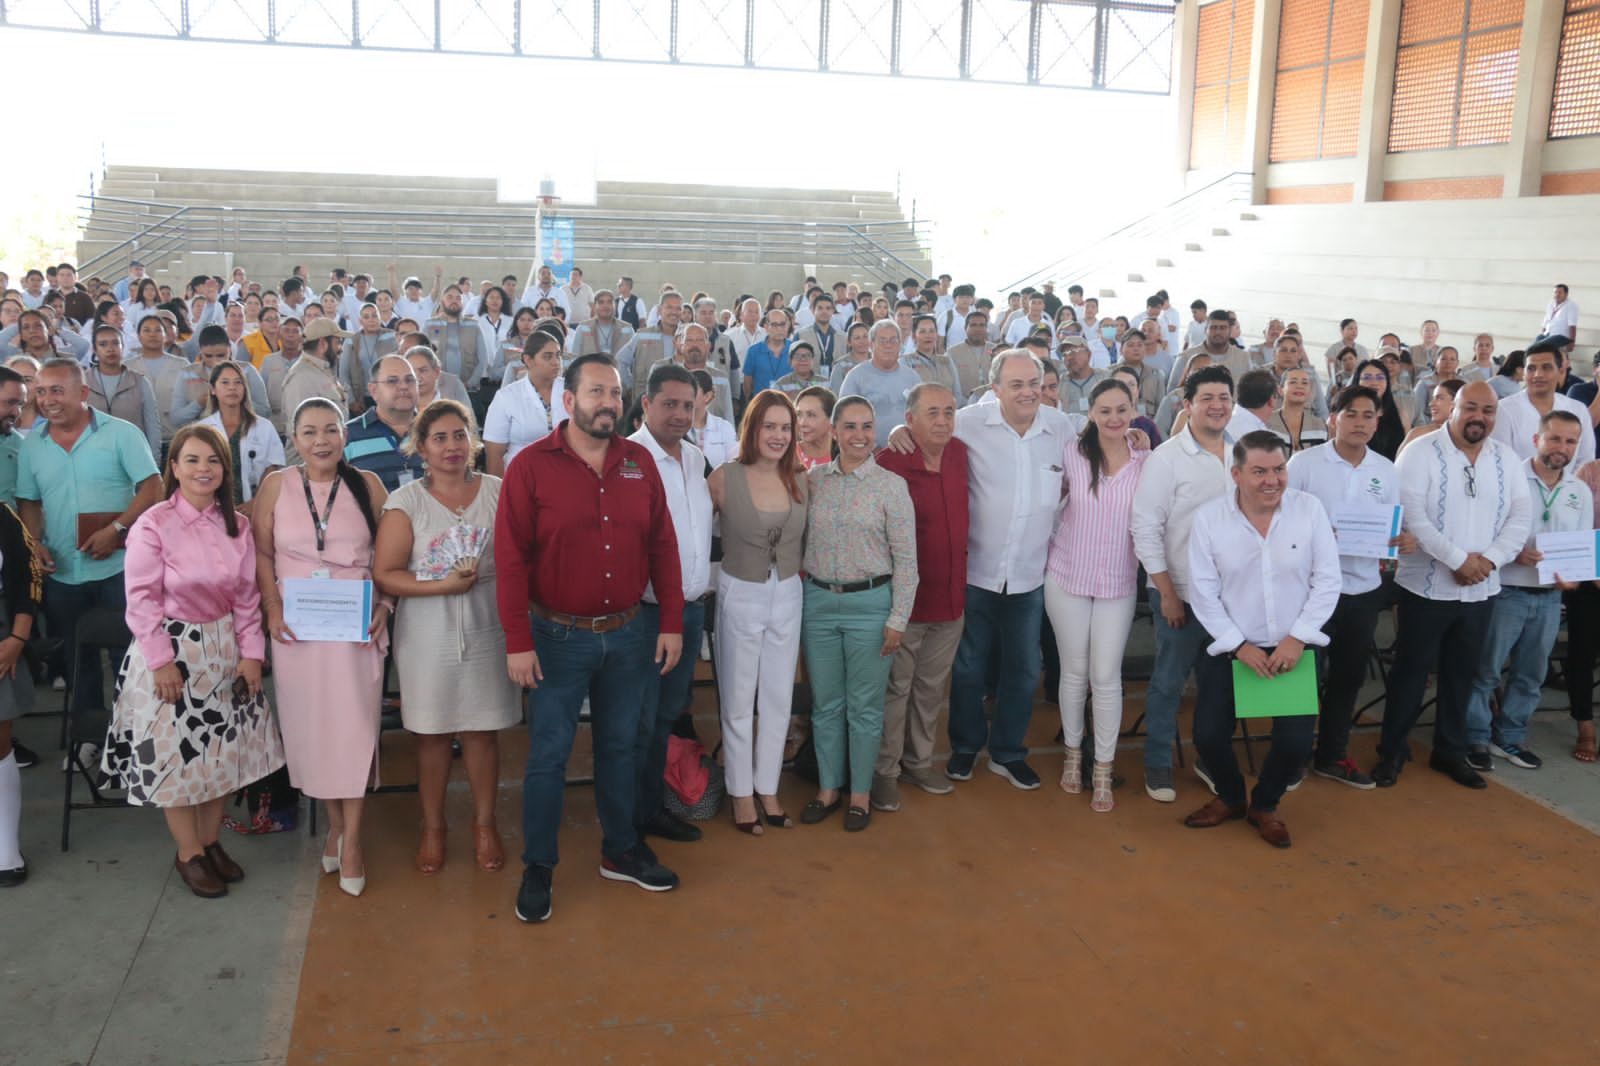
[945,752,977,781]
[1465,747,1494,773]
[1193,759,1218,796]
[1284,768,1306,793]
[986,758,1041,790]
[0,855,26,888]
[10,740,37,769]
[1492,742,1543,770]
[638,809,703,843]
[1371,758,1402,788]
[1313,758,1376,790]
[599,843,679,892]
[515,864,553,923]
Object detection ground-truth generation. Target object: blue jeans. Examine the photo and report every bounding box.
[45,574,127,712]
[948,584,1043,765]
[634,598,706,824]
[1143,585,1212,771]
[520,610,653,869]
[1466,587,1561,748]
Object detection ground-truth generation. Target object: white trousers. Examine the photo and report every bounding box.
[716,569,803,797]
[1043,580,1137,765]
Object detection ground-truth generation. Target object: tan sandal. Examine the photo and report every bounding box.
[473,823,505,871]
[1060,747,1084,794]
[1575,723,1597,764]
[1091,763,1115,813]
[414,825,447,875]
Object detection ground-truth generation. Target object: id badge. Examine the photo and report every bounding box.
[311,569,331,580]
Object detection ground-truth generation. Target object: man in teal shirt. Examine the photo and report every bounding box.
[0,367,24,509]
[17,359,160,708]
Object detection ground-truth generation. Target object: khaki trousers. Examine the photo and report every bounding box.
[876,617,964,777]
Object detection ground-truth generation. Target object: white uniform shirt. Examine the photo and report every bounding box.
[394,295,434,322]
[1490,389,1596,466]
[1005,315,1049,346]
[519,284,570,317]
[481,376,564,468]
[629,426,712,603]
[1503,461,1594,588]
[1286,442,1400,595]
[1130,425,1235,600]
[956,402,1084,595]
[1225,406,1273,441]
[1187,488,1342,656]
[199,411,285,502]
[1395,431,1532,602]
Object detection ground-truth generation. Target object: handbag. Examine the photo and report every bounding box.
[663,736,725,822]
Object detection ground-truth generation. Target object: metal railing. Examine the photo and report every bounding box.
[999,172,1254,293]
[78,196,933,281]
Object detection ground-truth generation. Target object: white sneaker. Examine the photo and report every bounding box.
[62,742,100,773]
[51,677,66,692]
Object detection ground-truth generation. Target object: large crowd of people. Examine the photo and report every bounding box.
[0,259,1593,927]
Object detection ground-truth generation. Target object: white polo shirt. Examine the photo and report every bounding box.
[1130,425,1235,601]
[1286,441,1400,595]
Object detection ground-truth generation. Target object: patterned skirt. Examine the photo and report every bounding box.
[101,616,285,808]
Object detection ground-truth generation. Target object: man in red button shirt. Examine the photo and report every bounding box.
[873,382,970,811]
[495,353,685,923]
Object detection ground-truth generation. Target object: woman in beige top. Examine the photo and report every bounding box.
[707,390,809,835]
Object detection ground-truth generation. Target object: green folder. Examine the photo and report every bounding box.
[1232,655,1319,718]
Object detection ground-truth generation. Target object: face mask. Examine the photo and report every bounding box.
[1101,327,1116,341]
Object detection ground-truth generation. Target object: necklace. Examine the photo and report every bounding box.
[1535,477,1563,524]
[425,470,475,518]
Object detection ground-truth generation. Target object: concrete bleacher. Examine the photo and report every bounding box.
[78,166,927,298]
[1077,193,1600,358]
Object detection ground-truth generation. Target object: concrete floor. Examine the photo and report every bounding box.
[8,636,1600,1066]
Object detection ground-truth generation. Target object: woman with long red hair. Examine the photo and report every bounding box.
[706,390,809,835]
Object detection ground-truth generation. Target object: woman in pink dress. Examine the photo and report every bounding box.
[252,398,391,897]
[102,424,283,899]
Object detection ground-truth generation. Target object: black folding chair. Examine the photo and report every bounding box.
[60,608,132,851]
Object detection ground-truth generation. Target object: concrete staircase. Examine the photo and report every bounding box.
[1068,193,1600,358]
[78,166,928,299]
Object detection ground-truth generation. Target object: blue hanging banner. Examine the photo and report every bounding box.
[540,216,575,284]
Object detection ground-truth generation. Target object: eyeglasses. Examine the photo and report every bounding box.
[375,375,418,388]
[1462,465,1477,498]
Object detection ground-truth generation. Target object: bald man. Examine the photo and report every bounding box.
[344,353,425,489]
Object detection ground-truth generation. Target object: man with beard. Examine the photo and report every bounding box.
[1463,411,1592,772]
[423,285,485,394]
[495,353,685,924]
[1375,381,1531,789]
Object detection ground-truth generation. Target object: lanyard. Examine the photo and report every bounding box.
[1536,478,1563,524]
[303,472,341,554]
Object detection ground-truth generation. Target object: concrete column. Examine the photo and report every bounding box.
[1174,0,1201,186]
[1503,0,1565,198]
[1242,0,1284,202]
[1352,0,1404,202]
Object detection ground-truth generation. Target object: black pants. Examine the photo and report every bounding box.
[1315,585,1388,763]
[1565,583,1600,722]
[1193,649,1316,812]
[1377,589,1492,764]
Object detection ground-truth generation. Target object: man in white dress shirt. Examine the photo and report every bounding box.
[1464,411,1593,773]
[629,361,712,846]
[520,265,569,318]
[1004,293,1051,346]
[1538,283,1579,344]
[562,267,595,325]
[1375,381,1532,789]
[941,351,1085,791]
[1183,430,1341,847]
[1130,365,1236,802]
[1224,368,1277,440]
[1492,340,1596,467]
[1287,386,1415,788]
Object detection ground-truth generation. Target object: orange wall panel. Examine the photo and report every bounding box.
[1383,176,1506,199]
[1266,183,1357,203]
[1541,170,1600,194]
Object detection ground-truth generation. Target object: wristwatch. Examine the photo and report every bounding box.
[111,519,128,535]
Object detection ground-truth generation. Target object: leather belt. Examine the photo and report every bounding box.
[808,574,892,594]
[531,603,640,633]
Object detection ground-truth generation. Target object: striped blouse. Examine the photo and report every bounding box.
[1045,442,1150,599]
[803,456,919,631]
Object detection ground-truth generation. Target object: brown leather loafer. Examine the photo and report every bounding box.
[175,853,227,898]
[1182,797,1247,828]
[1247,808,1292,848]
[204,841,245,883]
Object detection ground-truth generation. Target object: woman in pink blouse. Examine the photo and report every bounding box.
[102,424,285,899]
[1043,379,1149,812]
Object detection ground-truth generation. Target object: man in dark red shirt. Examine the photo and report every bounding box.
[873,382,969,811]
[495,353,685,923]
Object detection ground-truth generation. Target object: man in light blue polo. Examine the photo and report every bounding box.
[16,358,161,708]
[839,321,923,448]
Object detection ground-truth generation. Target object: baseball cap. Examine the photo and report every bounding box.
[303,319,352,342]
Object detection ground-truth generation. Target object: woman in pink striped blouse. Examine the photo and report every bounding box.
[1044,379,1150,812]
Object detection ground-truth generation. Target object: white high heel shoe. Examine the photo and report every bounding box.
[337,837,366,898]
[321,833,341,875]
